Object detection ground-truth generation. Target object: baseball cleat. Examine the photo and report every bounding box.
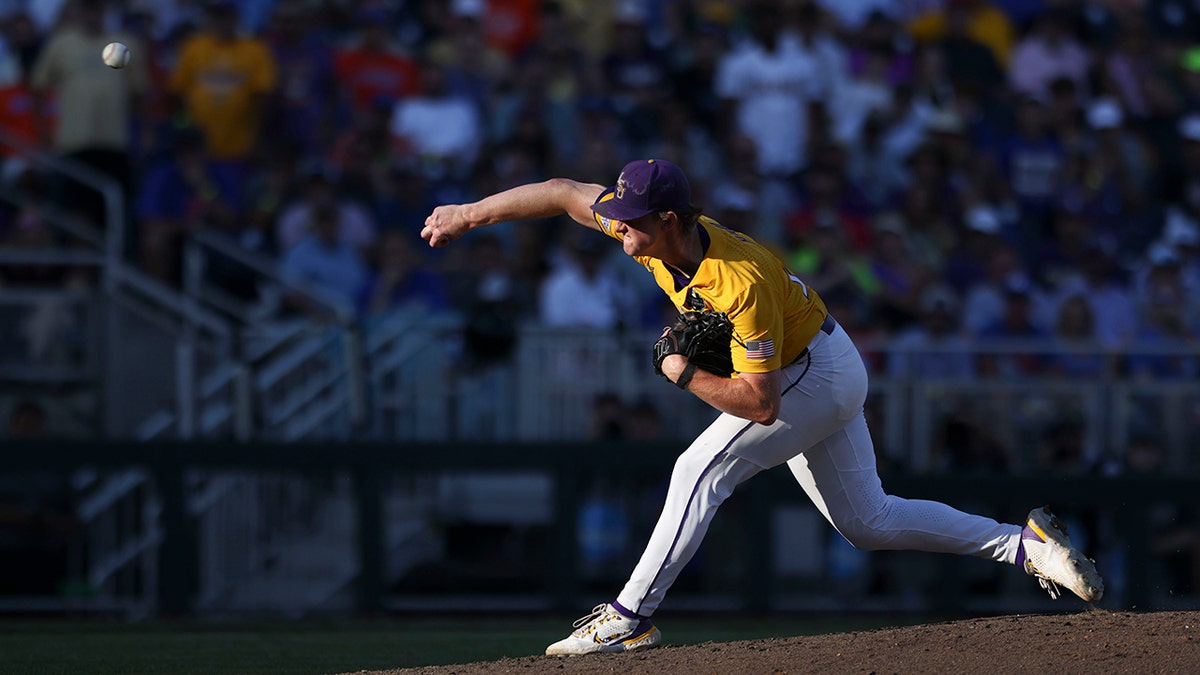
[545,603,661,655]
[1021,506,1104,602]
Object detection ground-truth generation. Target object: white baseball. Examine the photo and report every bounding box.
[102,42,130,69]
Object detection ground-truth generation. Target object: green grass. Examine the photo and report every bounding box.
[1,614,933,675]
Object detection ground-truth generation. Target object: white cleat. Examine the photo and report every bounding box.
[545,603,662,656]
[1021,506,1104,602]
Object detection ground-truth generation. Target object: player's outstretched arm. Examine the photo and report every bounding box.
[421,178,606,248]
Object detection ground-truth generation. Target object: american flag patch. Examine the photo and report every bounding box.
[745,339,775,360]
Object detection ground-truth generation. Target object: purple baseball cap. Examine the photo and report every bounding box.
[591,159,691,222]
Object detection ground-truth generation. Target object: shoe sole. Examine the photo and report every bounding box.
[601,625,661,653]
[545,625,662,656]
[1027,506,1104,602]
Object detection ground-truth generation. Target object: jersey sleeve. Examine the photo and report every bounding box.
[591,187,624,242]
[727,283,785,374]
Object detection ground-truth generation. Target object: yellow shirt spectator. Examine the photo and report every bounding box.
[170,33,276,161]
[907,0,1016,68]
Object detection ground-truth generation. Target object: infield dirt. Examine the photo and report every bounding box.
[364,609,1200,675]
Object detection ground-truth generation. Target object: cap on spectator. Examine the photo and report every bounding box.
[1148,241,1180,267]
[614,0,647,24]
[1178,114,1200,142]
[451,0,485,18]
[1164,209,1200,248]
[1003,272,1033,298]
[591,159,692,222]
[872,211,907,236]
[1086,98,1123,130]
[925,108,964,135]
[300,158,340,183]
[965,205,1001,234]
[919,285,960,315]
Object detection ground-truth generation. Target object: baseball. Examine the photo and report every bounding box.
[102,42,130,69]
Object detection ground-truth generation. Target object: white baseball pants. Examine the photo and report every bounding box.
[616,322,1024,617]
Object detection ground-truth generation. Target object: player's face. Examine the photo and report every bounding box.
[612,213,665,257]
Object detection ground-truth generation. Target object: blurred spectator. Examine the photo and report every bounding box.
[30,0,147,229]
[908,0,1016,71]
[263,0,335,157]
[356,230,448,318]
[280,203,369,315]
[1033,203,1094,290]
[375,161,439,236]
[1008,9,1089,104]
[600,3,669,150]
[449,232,532,369]
[333,8,421,121]
[887,284,976,380]
[664,18,725,134]
[170,0,276,178]
[929,0,1005,92]
[865,210,935,330]
[943,203,1005,291]
[993,94,1066,237]
[0,21,39,180]
[476,0,541,58]
[974,273,1051,377]
[1052,237,1138,349]
[426,0,511,109]
[1046,293,1107,379]
[1125,244,1199,380]
[275,160,377,256]
[831,44,895,146]
[1102,17,1156,119]
[787,207,875,323]
[715,0,844,242]
[786,163,873,253]
[390,58,483,184]
[133,127,240,284]
[538,227,633,329]
[846,112,910,210]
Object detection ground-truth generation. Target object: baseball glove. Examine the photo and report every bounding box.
[652,310,735,378]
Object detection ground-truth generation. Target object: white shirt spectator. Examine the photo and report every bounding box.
[715,29,843,176]
[1008,14,1090,103]
[390,62,482,182]
[539,241,633,329]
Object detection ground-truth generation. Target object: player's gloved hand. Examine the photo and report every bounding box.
[651,311,735,379]
[652,327,681,377]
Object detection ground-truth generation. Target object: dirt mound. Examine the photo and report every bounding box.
[371,610,1200,675]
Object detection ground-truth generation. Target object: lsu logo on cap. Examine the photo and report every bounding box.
[615,173,627,199]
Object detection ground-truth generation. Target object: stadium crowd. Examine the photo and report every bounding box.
[3,0,1199,361]
[2,0,1199,601]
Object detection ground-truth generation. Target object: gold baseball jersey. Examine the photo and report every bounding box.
[594,207,829,374]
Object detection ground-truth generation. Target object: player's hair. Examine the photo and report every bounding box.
[663,204,704,230]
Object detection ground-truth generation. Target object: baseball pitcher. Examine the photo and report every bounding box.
[421,159,1103,656]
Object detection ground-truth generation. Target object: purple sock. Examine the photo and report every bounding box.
[1014,523,1041,568]
[611,600,643,620]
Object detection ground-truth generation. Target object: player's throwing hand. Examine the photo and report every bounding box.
[421,205,471,248]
